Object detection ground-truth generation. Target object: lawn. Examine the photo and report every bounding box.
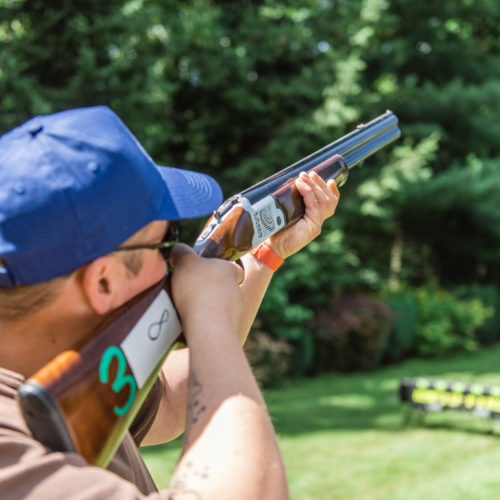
[141,345,500,499]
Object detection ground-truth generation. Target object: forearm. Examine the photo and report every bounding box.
[237,252,275,343]
[171,318,288,500]
[143,254,275,446]
[145,169,340,445]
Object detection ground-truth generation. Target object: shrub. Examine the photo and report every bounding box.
[454,285,500,345]
[380,293,419,363]
[289,333,316,378]
[253,227,359,377]
[244,322,293,388]
[312,294,394,372]
[412,284,492,356]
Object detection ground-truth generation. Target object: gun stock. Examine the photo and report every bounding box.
[17,278,182,467]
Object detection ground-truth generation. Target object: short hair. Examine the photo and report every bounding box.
[119,250,144,277]
[0,252,144,320]
[0,273,67,321]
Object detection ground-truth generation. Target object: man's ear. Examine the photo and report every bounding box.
[80,256,120,315]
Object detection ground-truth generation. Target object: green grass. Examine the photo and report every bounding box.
[141,345,500,499]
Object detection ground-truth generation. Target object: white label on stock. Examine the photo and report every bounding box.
[248,195,286,247]
[193,195,287,253]
[121,290,181,388]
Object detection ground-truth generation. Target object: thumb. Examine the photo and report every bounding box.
[169,243,196,268]
[232,258,245,285]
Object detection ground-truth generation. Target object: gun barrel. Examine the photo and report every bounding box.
[240,111,400,204]
[343,125,401,168]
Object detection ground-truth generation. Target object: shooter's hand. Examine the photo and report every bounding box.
[169,244,244,339]
[266,172,340,259]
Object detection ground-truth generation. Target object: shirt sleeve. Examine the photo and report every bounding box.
[0,433,172,500]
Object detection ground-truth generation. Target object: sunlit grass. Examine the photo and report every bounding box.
[141,345,500,498]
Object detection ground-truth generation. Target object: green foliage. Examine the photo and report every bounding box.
[454,285,500,344]
[380,292,419,363]
[381,285,496,362]
[2,0,500,373]
[357,134,438,225]
[258,229,365,377]
[410,284,492,357]
[312,294,394,372]
[255,224,366,375]
[244,322,292,388]
[287,333,315,379]
[363,0,500,162]
[397,157,500,285]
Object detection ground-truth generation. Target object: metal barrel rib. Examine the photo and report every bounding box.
[241,111,400,204]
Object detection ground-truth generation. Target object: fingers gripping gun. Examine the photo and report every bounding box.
[194,111,401,260]
[16,112,400,468]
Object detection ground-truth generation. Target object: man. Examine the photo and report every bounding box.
[0,106,339,499]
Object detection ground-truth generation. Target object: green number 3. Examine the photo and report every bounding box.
[99,346,137,416]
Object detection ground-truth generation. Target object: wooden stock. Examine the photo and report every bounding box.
[18,279,180,467]
[196,206,254,261]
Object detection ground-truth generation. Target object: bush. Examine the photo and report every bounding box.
[289,333,315,378]
[244,322,293,388]
[411,284,492,357]
[311,294,394,372]
[380,293,419,363]
[454,285,500,345]
[254,227,359,377]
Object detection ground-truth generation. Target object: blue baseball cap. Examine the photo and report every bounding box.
[0,106,223,287]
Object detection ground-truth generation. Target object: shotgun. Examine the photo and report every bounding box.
[194,110,400,259]
[17,111,400,468]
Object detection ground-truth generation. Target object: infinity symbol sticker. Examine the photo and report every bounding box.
[147,309,169,341]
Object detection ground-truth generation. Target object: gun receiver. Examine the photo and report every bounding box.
[194,111,400,260]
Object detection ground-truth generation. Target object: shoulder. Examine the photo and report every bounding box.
[0,374,169,499]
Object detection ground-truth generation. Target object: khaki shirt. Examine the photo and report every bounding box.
[0,368,173,499]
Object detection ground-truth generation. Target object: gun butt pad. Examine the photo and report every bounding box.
[17,381,76,453]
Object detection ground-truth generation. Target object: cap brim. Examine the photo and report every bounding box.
[154,165,223,220]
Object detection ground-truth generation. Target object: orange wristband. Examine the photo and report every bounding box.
[250,243,284,271]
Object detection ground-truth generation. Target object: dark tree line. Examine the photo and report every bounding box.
[2,0,500,375]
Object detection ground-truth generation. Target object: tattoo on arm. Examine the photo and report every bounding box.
[187,371,207,425]
[183,370,207,450]
[169,461,210,500]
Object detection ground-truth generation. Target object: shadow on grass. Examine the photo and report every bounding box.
[264,344,500,437]
[416,418,500,438]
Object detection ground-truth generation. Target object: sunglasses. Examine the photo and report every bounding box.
[115,223,179,261]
